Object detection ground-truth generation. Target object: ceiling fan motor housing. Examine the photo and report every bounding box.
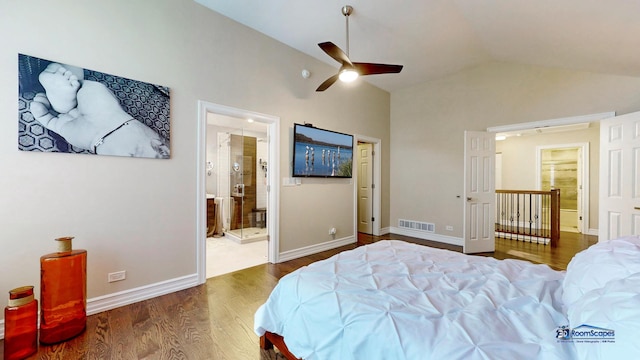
[342,5,353,17]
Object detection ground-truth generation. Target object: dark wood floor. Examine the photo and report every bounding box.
[1,232,596,359]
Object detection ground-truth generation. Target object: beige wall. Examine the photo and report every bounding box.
[496,123,600,231]
[391,61,640,239]
[0,0,390,321]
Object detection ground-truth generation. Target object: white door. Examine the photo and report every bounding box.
[464,131,496,253]
[357,143,373,234]
[599,111,640,241]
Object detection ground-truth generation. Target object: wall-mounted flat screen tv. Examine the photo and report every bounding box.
[292,123,353,178]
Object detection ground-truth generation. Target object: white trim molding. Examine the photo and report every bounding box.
[88,274,199,315]
[389,227,463,246]
[278,236,356,262]
[487,111,615,133]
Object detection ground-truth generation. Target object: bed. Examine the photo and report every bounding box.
[255,237,640,360]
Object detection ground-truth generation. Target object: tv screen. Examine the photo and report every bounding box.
[292,123,353,178]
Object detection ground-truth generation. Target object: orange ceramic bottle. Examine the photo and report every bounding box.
[3,286,38,360]
[39,236,87,344]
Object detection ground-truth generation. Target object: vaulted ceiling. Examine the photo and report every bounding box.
[195,0,640,92]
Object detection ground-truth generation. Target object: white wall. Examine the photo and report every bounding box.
[0,0,391,323]
[391,61,640,240]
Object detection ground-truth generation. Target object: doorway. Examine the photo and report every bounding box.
[205,120,268,277]
[357,142,373,234]
[537,144,588,234]
[354,135,381,237]
[196,101,280,284]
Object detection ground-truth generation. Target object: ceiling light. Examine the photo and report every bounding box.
[495,135,507,141]
[339,68,358,82]
[247,119,254,123]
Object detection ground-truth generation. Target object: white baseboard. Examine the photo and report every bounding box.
[586,228,598,236]
[87,273,199,315]
[278,235,356,263]
[389,227,463,246]
[0,273,199,340]
[379,227,391,235]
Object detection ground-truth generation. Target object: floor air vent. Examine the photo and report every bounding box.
[398,219,435,233]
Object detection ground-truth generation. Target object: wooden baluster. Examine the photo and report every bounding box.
[550,189,560,247]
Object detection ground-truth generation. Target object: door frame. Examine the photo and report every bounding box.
[353,134,381,236]
[196,100,280,285]
[356,142,373,234]
[535,143,589,234]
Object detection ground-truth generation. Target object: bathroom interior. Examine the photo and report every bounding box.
[206,113,269,277]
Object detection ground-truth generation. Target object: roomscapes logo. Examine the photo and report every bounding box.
[555,325,571,340]
[555,324,615,343]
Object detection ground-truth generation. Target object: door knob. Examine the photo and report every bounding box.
[467,197,473,202]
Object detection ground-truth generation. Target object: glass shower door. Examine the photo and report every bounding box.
[229,128,245,238]
[217,121,267,242]
[229,128,260,240]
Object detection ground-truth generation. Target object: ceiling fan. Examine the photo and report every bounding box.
[316,5,404,92]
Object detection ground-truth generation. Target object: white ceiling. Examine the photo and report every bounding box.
[194,0,640,92]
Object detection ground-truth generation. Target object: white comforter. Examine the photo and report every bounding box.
[255,240,575,360]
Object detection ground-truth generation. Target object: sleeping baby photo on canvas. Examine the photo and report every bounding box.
[18,54,171,159]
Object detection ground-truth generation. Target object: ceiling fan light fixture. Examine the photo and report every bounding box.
[315,5,403,91]
[339,68,359,82]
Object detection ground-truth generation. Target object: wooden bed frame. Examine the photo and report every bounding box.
[260,331,301,360]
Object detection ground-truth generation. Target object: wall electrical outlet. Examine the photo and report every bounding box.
[329,227,337,235]
[108,270,126,283]
[445,225,454,231]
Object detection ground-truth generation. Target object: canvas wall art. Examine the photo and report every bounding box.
[18,54,170,159]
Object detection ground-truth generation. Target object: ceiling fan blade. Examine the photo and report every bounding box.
[316,74,340,92]
[353,62,403,76]
[318,42,353,66]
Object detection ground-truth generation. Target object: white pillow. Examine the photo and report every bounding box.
[567,272,640,360]
[562,236,640,307]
